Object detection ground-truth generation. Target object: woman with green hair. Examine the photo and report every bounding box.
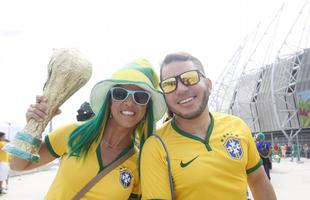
[9,59,167,200]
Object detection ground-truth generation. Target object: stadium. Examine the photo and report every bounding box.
[209,3,310,159]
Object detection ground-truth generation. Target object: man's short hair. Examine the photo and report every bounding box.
[160,52,205,81]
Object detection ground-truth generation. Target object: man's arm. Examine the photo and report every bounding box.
[247,166,277,200]
[266,142,272,158]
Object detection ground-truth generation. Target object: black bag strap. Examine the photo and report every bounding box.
[153,134,175,200]
[72,147,135,200]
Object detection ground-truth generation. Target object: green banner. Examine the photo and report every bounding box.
[297,90,310,128]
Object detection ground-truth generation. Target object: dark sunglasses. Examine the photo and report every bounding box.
[110,87,151,105]
[159,70,205,94]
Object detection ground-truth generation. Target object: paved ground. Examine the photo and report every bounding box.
[0,165,57,200]
[0,158,309,200]
[269,157,310,200]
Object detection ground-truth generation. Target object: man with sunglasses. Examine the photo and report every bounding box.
[140,52,277,200]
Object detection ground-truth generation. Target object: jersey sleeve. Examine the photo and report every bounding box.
[44,123,79,158]
[243,124,262,174]
[141,135,172,200]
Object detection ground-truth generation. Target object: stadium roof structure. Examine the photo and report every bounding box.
[209,2,310,145]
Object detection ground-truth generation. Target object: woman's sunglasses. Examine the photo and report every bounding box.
[159,70,205,94]
[110,87,151,105]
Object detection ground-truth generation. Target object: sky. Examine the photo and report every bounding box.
[0,0,308,139]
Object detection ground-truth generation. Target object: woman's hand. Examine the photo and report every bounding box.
[26,95,61,123]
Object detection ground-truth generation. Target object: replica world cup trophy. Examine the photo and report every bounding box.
[3,48,92,162]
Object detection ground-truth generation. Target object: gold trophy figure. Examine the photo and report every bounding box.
[3,48,92,162]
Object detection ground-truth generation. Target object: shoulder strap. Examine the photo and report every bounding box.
[153,134,175,200]
[73,147,135,200]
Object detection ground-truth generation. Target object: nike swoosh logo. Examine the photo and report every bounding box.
[180,155,199,168]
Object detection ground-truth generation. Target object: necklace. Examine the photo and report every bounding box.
[101,139,125,151]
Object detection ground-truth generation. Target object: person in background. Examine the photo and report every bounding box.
[0,131,10,194]
[76,101,95,122]
[303,143,308,158]
[287,143,292,157]
[140,52,277,200]
[280,143,287,158]
[273,143,279,156]
[255,132,272,179]
[8,59,166,200]
[291,142,300,162]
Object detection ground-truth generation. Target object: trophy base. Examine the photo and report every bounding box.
[3,143,40,162]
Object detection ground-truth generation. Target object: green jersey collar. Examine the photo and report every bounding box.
[171,112,214,151]
[97,140,134,172]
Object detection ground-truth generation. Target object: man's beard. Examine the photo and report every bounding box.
[169,89,209,120]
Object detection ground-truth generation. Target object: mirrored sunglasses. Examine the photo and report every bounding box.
[159,70,205,94]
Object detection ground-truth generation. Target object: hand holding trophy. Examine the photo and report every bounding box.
[3,48,92,162]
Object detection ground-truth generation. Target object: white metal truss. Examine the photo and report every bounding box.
[270,1,310,146]
[210,2,310,151]
[229,5,284,132]
[209,36,249,113]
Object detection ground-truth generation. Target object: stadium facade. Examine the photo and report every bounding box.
[211,48,310,146]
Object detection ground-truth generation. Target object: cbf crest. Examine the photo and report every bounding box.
[221,133,243,160]
[119,168,132,188]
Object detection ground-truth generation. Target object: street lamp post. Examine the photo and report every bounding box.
[5,121,13,140]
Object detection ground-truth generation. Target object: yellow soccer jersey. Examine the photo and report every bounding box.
[0,141,10,162]
[45,123,140,200]
[141,112,262,200]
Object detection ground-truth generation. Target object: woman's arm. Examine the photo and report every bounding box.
[10,143,56,171]
[10,95,61,171]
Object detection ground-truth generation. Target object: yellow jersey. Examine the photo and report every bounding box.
[141,112,262,200]
[45,123,140,200]
[0,141,10,163]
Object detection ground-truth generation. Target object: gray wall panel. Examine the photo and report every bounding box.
[296,49,310,92]
[231,72,260,132]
